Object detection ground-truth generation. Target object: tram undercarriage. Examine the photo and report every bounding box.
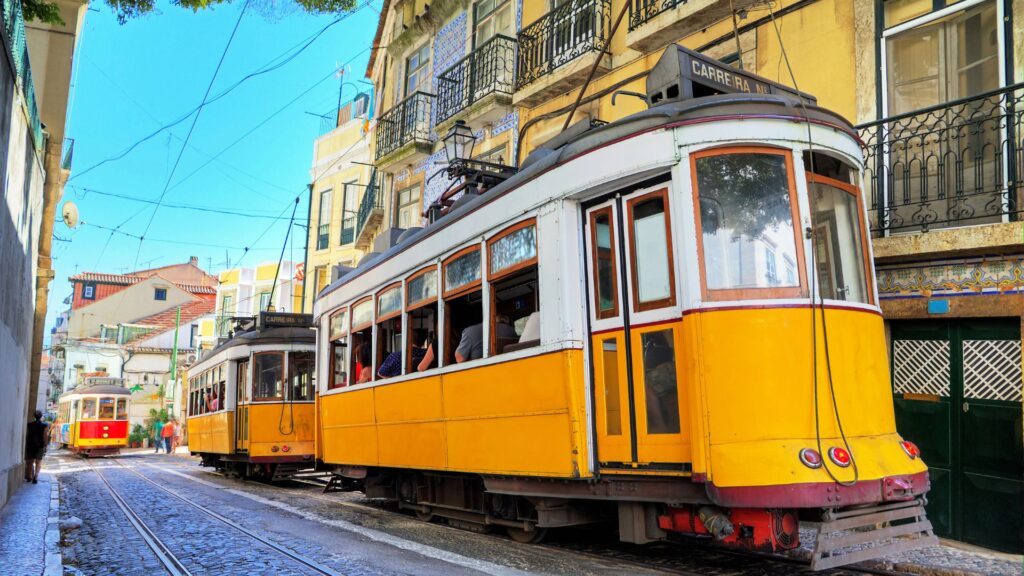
[197,452,315,481]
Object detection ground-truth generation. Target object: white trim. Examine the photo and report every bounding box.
[881,0,992,37]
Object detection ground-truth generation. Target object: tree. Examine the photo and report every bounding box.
[22,0,358,26]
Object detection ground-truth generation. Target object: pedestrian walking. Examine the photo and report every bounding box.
[160,418,175,454]
[24,410,48,484]
[171,418,182,453]
[152,418,165,453]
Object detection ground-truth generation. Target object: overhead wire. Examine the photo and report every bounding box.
[70,185,302,221]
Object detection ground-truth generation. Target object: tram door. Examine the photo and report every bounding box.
[584,189,689,471]
[235,359,249,452]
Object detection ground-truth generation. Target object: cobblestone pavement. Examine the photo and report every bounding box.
[0,473,53,576]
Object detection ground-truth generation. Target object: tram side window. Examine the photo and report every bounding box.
[694,150,803,299]
[640,329,680,435]
[350,298,373,384]
[375,285,403,379]
[98,397,115,419]
[590,208,619,319]
[116,399,128,420]
[289,352,315,400]
[406,267,438,372]
[329,309,349,389]
[254,353,284,400]
[81,398,96,420]
[444,248,483,364]
[488,221,540,355]
[627,191,675,310]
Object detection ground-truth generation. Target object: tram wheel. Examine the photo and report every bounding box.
[414,508,434,522]
[506,526,547,544]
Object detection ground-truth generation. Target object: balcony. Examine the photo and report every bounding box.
[1,0,42,150]
[62,138,74,171]
[515,0,611,107]
[625,0,758,53]
[860,84,1024,262]
[435,35,517,132]
[374,92,435,168]
[354,170,384,251]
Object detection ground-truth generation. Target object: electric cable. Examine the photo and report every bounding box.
[71,185,299,221]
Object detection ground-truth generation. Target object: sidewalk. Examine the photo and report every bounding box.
[0,472,61,576]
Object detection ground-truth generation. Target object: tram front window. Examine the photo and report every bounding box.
[254,352,284,400]
[694,150,802,298]
[329,309,349,388]
[98,397,115,419]
[116,399,128,420]
[81,398,96,420]
[809,179,870,304]
[289,352,315,400]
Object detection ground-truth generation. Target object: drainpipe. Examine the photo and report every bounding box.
[27,137,64,419]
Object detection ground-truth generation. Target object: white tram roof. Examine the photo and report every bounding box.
[60,384,131,399]
[315,92,856,317]
[190,325,316,375]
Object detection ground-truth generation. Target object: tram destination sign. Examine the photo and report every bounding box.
[647,45,816,107]
[258,311,313,329]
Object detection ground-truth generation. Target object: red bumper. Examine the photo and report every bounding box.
[706,470,930,508]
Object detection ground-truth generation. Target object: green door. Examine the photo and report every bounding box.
[891,319,1023,553]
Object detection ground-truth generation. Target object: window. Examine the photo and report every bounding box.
[329,309,349,389]
[444,247,483,364]
[406,267,439,372]
[475,144,507,166]
[259,292,272,312]
[627,190,676,310]
[640,329,680,434]
[488,220,540,355]
[395,185,421,229]
[405,43,431,96]
[98,397,115,419]
[764,247,778,285]
[83,284,95,300]
[475,0,512,46]
[99,324,118,343]
[317,190,332,250]
[693,148,804,300]
[154,287,167,301]
[254,353,284,400]
[289,352,315,401]
[350,297,374,384]
[315,266,329,296]
[808,174,872,304]
[340,181,359,245]
[81,398,97,420]
[601,339,621,435]
[375,284,403,379]
[590,208,619,319]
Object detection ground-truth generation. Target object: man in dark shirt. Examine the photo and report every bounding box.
[25,410,48,484]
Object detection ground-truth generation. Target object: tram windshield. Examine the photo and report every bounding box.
[254,353,284,400]
[808,179,870,304]
[98,397,115,419]
[81,398,97,420]
[289,352,315,400]
[116,399,128,420]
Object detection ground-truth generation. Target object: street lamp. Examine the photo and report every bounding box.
[443,120,476,168]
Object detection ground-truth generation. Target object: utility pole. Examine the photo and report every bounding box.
[167,306,181,418]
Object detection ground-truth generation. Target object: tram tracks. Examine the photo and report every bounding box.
[84,458,342,576]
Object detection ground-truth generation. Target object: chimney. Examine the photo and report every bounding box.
[189,256,198,266]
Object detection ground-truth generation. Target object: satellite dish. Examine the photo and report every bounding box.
[61,201,79,228]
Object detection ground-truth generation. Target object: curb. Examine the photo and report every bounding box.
[43,478,61,576]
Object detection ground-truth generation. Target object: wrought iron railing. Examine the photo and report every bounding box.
[375,92,435,159]
[858,83,1023,235]
[628,0,685,31]
[516,0,611,89]
[354,169,381,239]
[1,0,42,150]
[436,35,517,124]
[316,223,329,250]
[340,216,355,245]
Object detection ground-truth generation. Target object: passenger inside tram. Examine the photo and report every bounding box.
[491,267,539,354]
[355,342,373,383]
[407,307,437,372]
[446,292,484,363]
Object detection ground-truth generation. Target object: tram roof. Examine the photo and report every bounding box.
[60,384,131,398]
[204,326,316,358]
[319,93,856,305]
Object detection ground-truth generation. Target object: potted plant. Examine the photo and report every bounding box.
[128,424,146,448]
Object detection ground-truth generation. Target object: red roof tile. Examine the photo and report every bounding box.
[69,272,142,285]
[125,299,216,345]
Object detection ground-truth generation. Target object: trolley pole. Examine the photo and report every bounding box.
[168,306,181,416]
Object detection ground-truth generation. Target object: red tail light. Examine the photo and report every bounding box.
[281,445,291,453]
[828,447,851,467]
[900,440,920,459]
[798,448,822,469]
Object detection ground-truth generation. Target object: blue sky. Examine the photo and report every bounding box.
[47,0,379,339]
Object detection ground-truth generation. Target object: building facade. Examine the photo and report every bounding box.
[360,0,1023,552]
[214,261,303,337]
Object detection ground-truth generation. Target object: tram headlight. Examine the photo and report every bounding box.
[798,448,822,469]
[827,447,852,468]
[899,440,920,459]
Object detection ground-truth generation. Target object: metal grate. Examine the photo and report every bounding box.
[893,340,951,397]
[436,35,517,124]
[516,0,611,89]
[963,340,1022,402]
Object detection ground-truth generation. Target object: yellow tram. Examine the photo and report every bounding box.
[186,313,317,479]
[312,47,935,569]
[57,378,132,456]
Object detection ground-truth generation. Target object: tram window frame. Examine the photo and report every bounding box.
[350,296,374,385]
[98,397,115,419]
[81,397,97,420]
[375,282,404,380]
[806,172,874,305]
[253,352,286,401]
[329,307,350,389]
[625,189,677,312]
[406,265,439,373]
[690,146,808,302]
[116,398,128,420]
[589,207,619,320]
[487,219,540,355]
[289,351,316,401]
[443,246,484,365]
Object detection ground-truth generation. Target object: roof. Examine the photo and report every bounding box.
[60,384,131,398]
[192,326,315,371]
[125,298,216,345]
[69,272,216,296]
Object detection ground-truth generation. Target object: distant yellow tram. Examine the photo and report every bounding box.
[313,47,936,569]
[57,379,131,456]
[187,313,316,479]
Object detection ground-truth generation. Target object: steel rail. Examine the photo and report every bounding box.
[109,458,341,576]
[86,460,192,576]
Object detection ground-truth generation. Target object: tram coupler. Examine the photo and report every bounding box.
[657,506,799,552]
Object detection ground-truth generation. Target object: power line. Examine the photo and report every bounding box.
[80,221,281,251]
[70,185,299,221]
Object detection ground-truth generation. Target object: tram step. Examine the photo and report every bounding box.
[810,497,937,571]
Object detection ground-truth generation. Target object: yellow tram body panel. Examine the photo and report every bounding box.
[187,412,234,455]
[320,349,590,477]
[246,402,316,458]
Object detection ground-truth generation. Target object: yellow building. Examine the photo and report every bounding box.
[305,93,377,311]
[214,261,303,337]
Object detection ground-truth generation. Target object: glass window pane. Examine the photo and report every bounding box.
[407,269,438,304]
[631,197,672,304]
[885,24,942,115]
[810,182,870,303]
[254,353,284,399]
[289,352,315,401]
[81,398,96,419]
[98,397,115,419]
[602,339,621,436]
[883,0,932,28]
[696,153,800,293]
[332,341,349,388]
[593,210,617,315]
[378,287,402,317]
[490,224,537,275]
[445,250,481,292]
[116,399,128,420]
[641,329,680,435]
[352,299,373,328]
[330,309,348,341]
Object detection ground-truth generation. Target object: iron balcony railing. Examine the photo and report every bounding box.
[436,35,517,124]
[858,83,1023,235]
[375,92,435,159]
[628,0,685,31]
[354,169,381,239]
[516,0,612,89]
[1,0,42,150]
[316,223,330,250]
